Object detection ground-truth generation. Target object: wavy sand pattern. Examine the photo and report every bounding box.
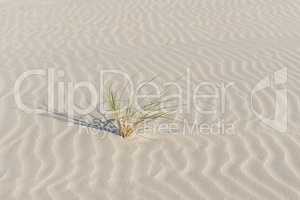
[1,0,300,199]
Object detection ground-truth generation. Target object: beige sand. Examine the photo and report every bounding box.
[1,0,300,199]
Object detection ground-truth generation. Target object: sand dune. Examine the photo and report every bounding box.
[1,0,300,199]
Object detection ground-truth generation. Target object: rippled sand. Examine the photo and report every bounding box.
[1,0,300,199]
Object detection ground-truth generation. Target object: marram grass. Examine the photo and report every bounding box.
[106,86,171,138]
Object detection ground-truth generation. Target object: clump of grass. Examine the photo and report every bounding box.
[106,86,170,138]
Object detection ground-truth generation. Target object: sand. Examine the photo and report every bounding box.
[1,0,300,199]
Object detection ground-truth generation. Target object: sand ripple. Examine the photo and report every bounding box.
[0,0,300,199]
